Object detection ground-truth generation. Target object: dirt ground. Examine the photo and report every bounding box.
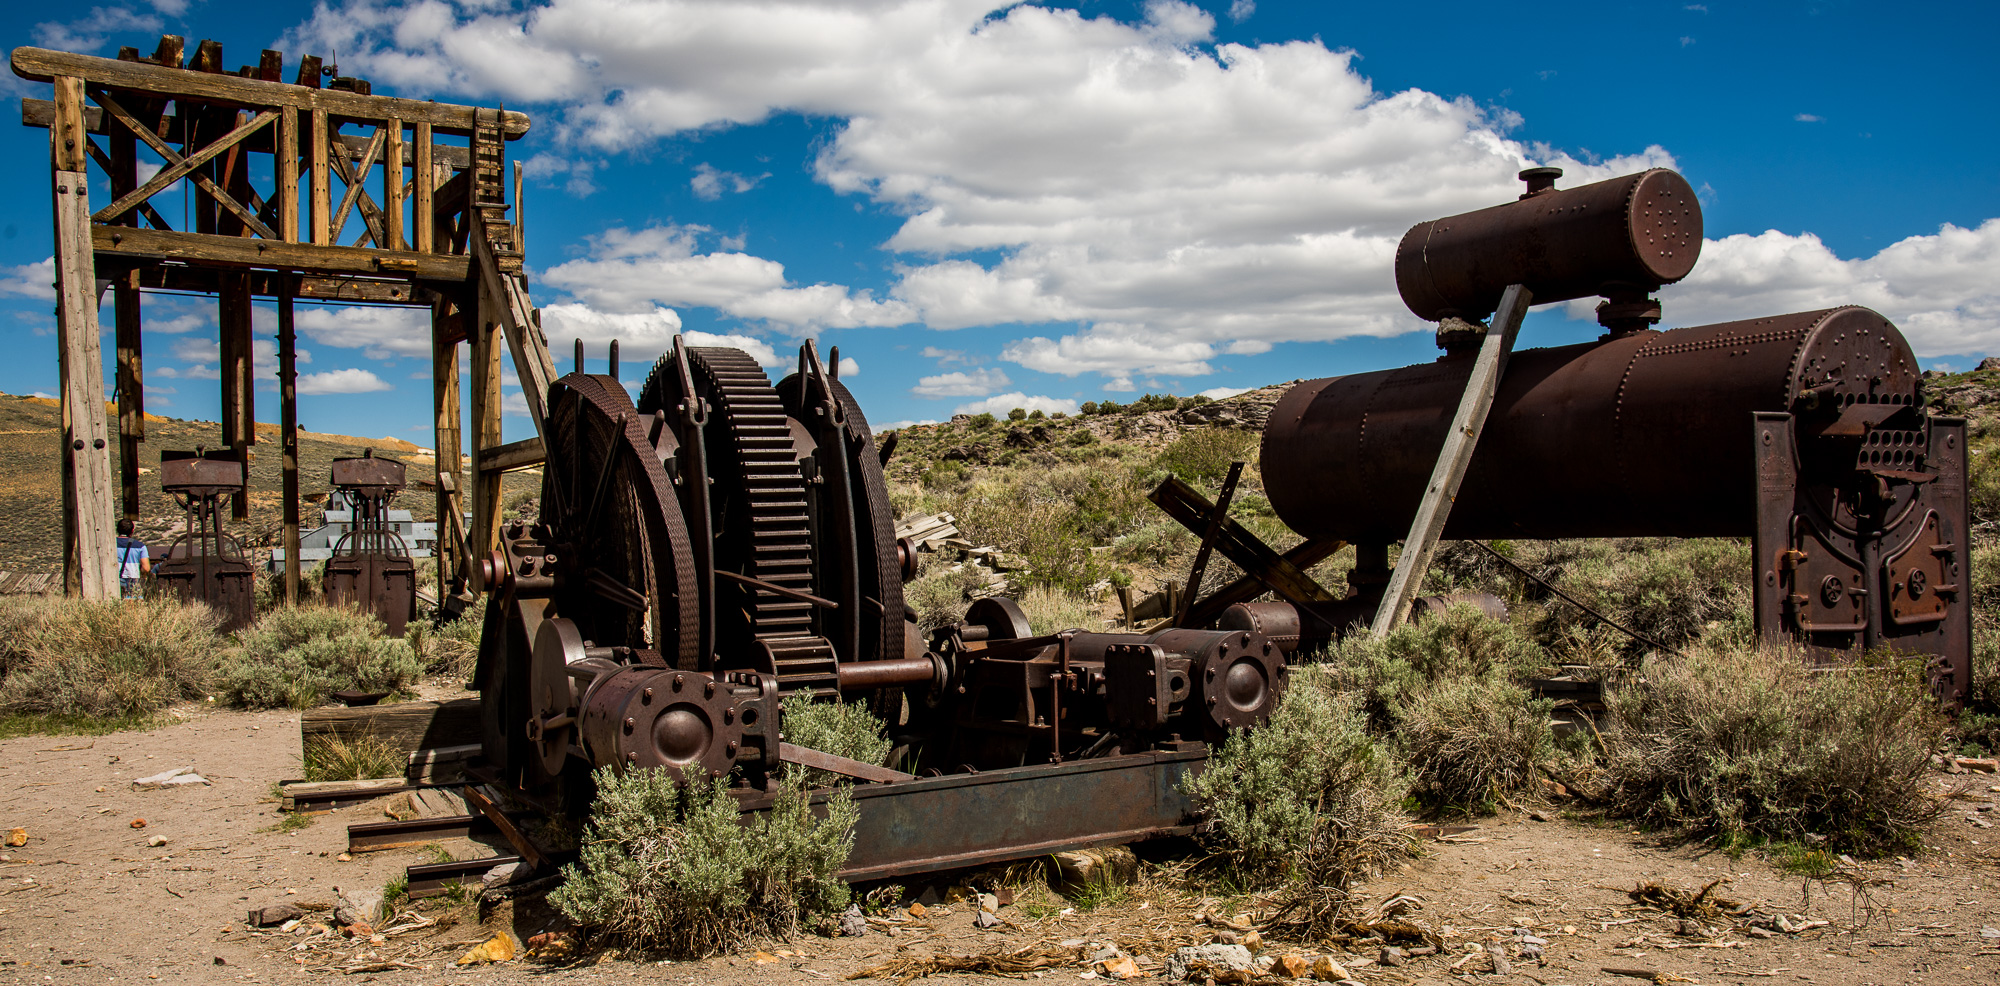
[2,707,1999,986]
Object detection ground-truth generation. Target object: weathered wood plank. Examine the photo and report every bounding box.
[1371,283,1534,636]
[309,108,329,245]
[384,119,404,251]
[1149,476,1338,606]
[93,225,471,280]
[327,123,382,244]
[276,105,297,242]
[476,435,545,474]
[22,99,476,169]
[13,47,530,136]
[300,698,482,753]
[413,123,434,253]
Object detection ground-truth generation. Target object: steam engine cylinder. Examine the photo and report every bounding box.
[1261,306,1921,543]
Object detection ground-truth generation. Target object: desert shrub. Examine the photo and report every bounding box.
[1522,539,1753,654]
[1152,428,1259,485]
[904,565,985,634]
[1015,586,1104,635]
[0,597,222,719]
[1318,605,1557,814]
[1393,675,1556,813]
[218,605,423,708]
[969,412,997,430]
[1113,520,1194,567]
[780,691,891,787]
[411,595,486,683]
[1184,665,1413,934]
[1600,644,1946,852]
[549,768,857,958]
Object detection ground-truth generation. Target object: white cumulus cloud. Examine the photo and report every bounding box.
[0,258,55,300]
[911,366,1009,398]
[952,391,1080,416]
[298,368,394,395]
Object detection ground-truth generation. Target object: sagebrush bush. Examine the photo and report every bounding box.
[1185,665,1413,935]
[410,595,486,682]
[903,565,984,634]
[1318,605,1557,814]
[219,605,423,708]
[0,597,222,719]
[1153,428,1259,485]
[549,768,856,957]
[780,691,891,786]
[1601,644,1946,852]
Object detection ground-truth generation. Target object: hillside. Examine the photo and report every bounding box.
[0,392,538,574]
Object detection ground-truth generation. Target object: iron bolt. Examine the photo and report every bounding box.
[642,687,653,702]
[623,716,635,734]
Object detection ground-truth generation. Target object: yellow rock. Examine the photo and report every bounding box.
[1272,954,1312,979]
[456,934,518,965]
[907,902,927,918]
[750,951,781,965]
[3,828,24,847]
[1310,955,1350,982]
[1241,931,1263,951]
[1099,955,1141,980]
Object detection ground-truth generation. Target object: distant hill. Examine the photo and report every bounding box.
[0,392,536,574]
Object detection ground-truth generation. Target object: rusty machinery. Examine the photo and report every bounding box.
[323,452,419,637]
[154,449,255,632]
[471,340,1292,879]
[1258,167,1971,701]
[469,166,1966,882]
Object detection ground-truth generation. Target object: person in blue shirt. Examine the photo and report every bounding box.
[116,518,150,600]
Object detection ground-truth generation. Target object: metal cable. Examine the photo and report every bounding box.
[1467,539,1681,659]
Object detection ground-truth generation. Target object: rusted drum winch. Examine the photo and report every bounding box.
[1264,167,1970,701]
[322,452,418,636]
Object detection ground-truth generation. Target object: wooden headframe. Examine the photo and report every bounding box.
[14,38,554,606]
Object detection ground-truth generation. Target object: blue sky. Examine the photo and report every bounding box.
[3,1,1996,444]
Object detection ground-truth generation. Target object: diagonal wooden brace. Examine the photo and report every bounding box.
[89,89,277,238]
[1149,475,1340,609]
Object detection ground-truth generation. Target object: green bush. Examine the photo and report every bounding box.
[549,768,857,958]
[218,605,423,708]
[1600,644,1946,852]
[1007,407,1027,421]
[410,595,486,682]
[969,412,997,430]
[1184,665,1414,936]
[903,565,985,634]
[0,597,223,719]
[1319,605,1557,814]
[780,691,891,786]
[1152,428,1259,485]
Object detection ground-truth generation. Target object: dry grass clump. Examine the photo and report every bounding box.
[1015,586,1108,635]
[218,605,423,708]
[0,596,223,719]
[1320,604,1558,815]
[1183,663,1415,937]
[1601,644,1946,852]
[1152,427,1259,485]
[302,733,405,782]
[549,768,856,958]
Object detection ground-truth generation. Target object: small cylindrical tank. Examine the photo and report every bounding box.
[1260,306,1921,543]
[1395,168,1702,321]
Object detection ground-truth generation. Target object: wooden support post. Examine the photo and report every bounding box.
[218,270,254,519]
[384,118,404,251]
[279,276,300,606]
[1370,283,1534,637]
[309,107,329,245]
[412,122,433,253]
[432,297,464,601]
[277,105,298,242]
[1174,460,1244,627]
[50,75,118,599]
[469,304,504,560]
[113,271,143,523]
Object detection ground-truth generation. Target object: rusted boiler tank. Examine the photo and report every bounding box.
[1262,168,1971,701]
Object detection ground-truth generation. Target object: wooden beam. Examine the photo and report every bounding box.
[309,108,329,245]
[475,435,545,474]
[113,270,142,523]
[325,133,389,248]
[469,310,505,560]
[93,225,472,280]
[474,226,556,444]
[1370,283,1534,637]
[1182,538,1349,630]
[279,277,300,606]
[300,698,483,752]
[50,77,118,599]
[20,100,477,169]
[218,270,253,520]
[384,119,403,251]
[327,123,384,244]
[122,264,435,304]
[277,105,297,242]
[88,91,277,236]
[1149,475,1339,607]
[412,122,433,254]
[13,48,532,137]
[431,303,464,601]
